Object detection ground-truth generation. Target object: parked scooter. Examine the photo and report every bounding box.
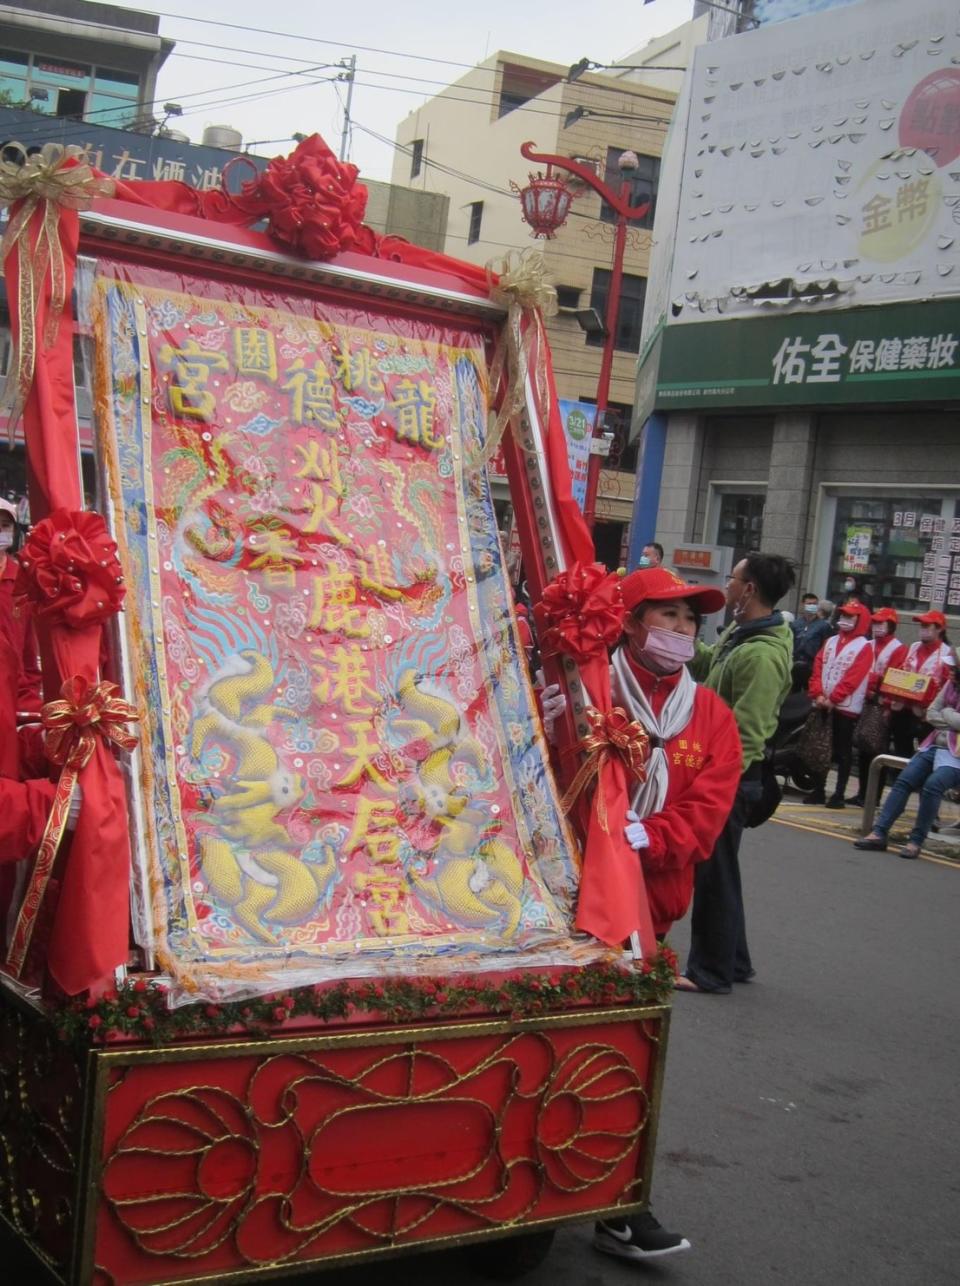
[771,690,816,793]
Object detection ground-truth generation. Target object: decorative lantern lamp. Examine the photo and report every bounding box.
[511,167,576,238]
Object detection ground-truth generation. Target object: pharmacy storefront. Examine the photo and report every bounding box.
[650,298,960,624]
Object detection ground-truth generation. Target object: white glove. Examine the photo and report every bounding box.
[624,809,649,851]
[539,683,567,745]
[66,783,83,831]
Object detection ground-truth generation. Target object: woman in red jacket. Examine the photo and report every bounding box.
[804,600,873,808]
[543,567,743,938]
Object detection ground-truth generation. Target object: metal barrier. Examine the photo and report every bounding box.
[860,754,910,836]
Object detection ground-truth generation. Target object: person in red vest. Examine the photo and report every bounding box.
[804,600,873,808]
[845,607,908,806]
[888,609,954,759]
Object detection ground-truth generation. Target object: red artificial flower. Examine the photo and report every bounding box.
[88,1014,102,1029]
[142,1018,156,1031]
[133,979,148,993]
[126,1006,140,1019]
[246,134,376,261]
[539,562,624,664]
[16,508,125,628]
[273,1007,288,1022]
[282,995,295,1010]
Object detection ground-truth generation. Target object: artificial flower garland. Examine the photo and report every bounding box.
[52,950,678,1048]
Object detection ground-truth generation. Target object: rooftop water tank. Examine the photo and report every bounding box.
[202,124,242,152]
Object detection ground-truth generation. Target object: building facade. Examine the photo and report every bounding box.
[634,0,960,632]
[392,51,677,568]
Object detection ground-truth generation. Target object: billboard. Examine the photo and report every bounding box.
[667,0,960,325]
[751,0,861,22]
[558,399,595,511]
[0,107,268,190]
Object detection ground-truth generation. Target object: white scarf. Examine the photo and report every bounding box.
[610,645,697,820]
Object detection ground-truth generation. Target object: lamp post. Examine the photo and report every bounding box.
[514,142,649,531]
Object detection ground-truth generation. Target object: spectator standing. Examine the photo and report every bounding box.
[804,601,873,808]
[888,610,954,758]
[638,542,664,569]
[846,607,907,806]
[677,552,795,995]
[836,575,874,614]
[791,593,834,691]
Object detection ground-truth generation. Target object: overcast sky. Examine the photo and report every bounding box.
[111,0,695,179]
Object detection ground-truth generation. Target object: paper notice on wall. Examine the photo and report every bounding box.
[559,399,594,512]
[842,525,873,573]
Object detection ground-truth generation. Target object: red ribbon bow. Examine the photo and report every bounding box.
[561,706,651,832]
[6,676,139,978]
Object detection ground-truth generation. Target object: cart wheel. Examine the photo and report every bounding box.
[470,1229,556,1281]
[791,766,817,794]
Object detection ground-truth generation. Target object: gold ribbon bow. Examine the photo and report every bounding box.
[0,142,115,435]
[6,677,138,978]
[480,248,558,466]
[560,706,651,834]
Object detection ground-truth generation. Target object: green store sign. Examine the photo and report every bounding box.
[655,298,960,410]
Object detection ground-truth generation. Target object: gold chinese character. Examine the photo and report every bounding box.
[313,643,379,714]
[391,379,441,450]
[347,796,400,865]
[159,338,229,420]
[309,566,368,636]
[355,871,409,935]
[282,357,340,430]
[233,327,278,381]
[337,722,394,790]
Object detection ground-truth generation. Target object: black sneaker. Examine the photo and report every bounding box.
[845,794,865,807]
[824,795,845,810]
[594,1212,691,1261]
[802,792,826,805]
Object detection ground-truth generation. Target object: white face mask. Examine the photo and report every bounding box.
[0,528,13,551]
[637,556,651,568]
[803,602,818,615]
[843,580,856,592]
[871,624,888,640]
[837,617,856,632]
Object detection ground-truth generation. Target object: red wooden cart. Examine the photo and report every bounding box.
[0,140,674,1285]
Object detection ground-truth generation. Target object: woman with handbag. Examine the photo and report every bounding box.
[803,601,873,807]
[854,654,960,858]
[846,607,906,806]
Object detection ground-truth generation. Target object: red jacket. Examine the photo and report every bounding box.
[621,655,742,935]
[809,602,873,716]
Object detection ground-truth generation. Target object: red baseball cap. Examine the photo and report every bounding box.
[621,566,725,616]
[913,610,947,627]
[871,607,899,625]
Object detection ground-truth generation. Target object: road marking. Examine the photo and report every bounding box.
[770,815,959,868]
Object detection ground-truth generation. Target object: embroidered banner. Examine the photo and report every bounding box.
[91,264,586,1001]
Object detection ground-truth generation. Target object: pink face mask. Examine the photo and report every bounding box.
[640,624,696,672]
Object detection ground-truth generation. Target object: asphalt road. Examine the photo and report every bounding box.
[311,817,960,1286]
[4,820,957,1285]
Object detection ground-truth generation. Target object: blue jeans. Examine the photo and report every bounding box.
[874,747,960,847]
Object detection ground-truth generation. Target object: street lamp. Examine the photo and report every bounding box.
[513,141,650,531]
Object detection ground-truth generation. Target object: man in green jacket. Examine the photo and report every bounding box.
[676,551,795,994]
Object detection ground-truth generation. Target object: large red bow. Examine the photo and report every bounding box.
[6,677,139,978]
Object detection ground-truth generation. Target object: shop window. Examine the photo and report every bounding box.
[599,147,660,230]
[586,269,646,353]
[717,492,765,566]
[830,496,957,613]
[467,200,483,245]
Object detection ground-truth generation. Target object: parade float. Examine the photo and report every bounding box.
[0,137,674,1285]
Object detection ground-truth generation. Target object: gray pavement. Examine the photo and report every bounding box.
[4,821,956,1284]
[312,818,960,1286]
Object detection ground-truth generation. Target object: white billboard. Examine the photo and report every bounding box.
[668,0,960,323]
